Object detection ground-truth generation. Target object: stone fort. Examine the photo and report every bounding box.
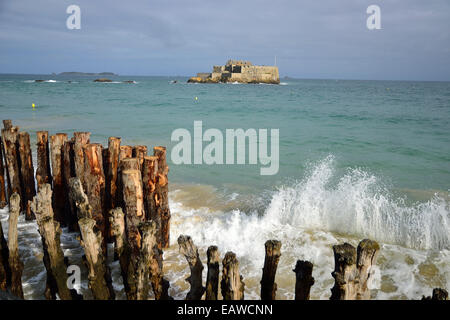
[188,60,280,84]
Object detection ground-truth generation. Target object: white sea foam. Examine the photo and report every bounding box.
[168,156,450,299]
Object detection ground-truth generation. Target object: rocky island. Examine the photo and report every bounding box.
[188,60,280,84]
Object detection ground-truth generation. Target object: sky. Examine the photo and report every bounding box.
[0,0,449,80]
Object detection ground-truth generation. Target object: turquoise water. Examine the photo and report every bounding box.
[0,74,449,299]
[1,74,449,194]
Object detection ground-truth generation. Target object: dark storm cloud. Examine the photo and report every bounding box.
[0,0,449,80]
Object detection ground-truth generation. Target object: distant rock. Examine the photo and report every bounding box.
[122,80,136,84]
[94,78,113,83]
[34,80,45,82]
[60,72,117,76]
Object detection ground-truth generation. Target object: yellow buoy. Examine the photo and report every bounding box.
[195,96,198,101]
[32,103,35,109]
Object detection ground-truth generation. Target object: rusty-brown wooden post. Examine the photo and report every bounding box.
[132,145,147,170]
[50,133,68,225]
[154,146,170,249]
[17,132,36,220]
[1,126,21,208]
[119,145,133,162]
[36,131,52,191]
[82,143,107,252]
[105,137,121,211]
[63,139,77,231]
[73,132,90,186]
[142,156,158,221]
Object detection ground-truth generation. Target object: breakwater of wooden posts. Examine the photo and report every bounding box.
[0,119,447,300]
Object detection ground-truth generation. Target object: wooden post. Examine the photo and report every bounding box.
[0,218,11,291]
[122,169,145,253]
[7,193,23,299]
[330,243,357,300]
[68,177,93,221]
[293,260,315,300]
[63,139,77,231]
[178,235,205,300]
[153,146,170,249]
[221,251,245,300]
[206,245,220,300]
[82,143,107,251]
[142,156,158,221]
[119,145,133,162]
[2,120,12,130]
[116,157,139,209]
[31,184,73,300]
[105,137,121,211]
[135,221,157,300]
[50,133,68,225]
[1,126,21,208]
[78,217,115,300]
[260,240,281,300]
[132,145,148,170]
[122,169,145,300]
[330,239,379,300]
[0,140,6,208]
[422,288,448,300]
[356,239,379,300]
[17,132,36,220]
[36,131,52,191]
[108,207,132,297]
[73,132,90,186]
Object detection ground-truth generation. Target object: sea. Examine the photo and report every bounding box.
[0,74,449,299]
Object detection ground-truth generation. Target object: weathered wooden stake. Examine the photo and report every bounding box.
[0,219,11,291]
[78,217,115,300]
[2,121,12,130]
[68,177,92,221]
[0,140,6,208]
[206,245,220,300]
[422,288,448,300]
[293,260,315,300]
[119,145,133,162]
[132,145,148,170]
[105,137,121,212]
[36,131,52,191]
[31,184,73,300]
[50,133,68,225]
[116,157,140,209]
[260,240,281,300]
[82,143,107,251]
[135,221,157,300]
[73,132,90,186]
[154,146,170,249]
[178,235,205,300]
[356,239,380,300]
[17,132,36,220]
[142,156,158,222]
[330,239,379,300]
[221,251,245,300]
[63,139,77,231]
[8,193,23,299]
[1,126,21,207]
[122,169,145,253]
[108,207,131,297]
